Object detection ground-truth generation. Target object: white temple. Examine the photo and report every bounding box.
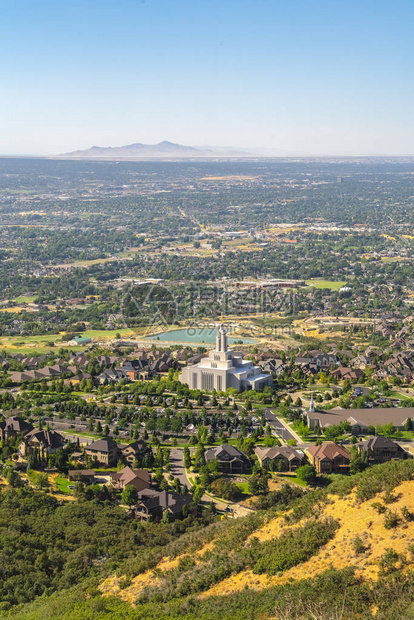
[180,325,273,392]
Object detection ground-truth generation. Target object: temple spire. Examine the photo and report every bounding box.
[216,324,228,352]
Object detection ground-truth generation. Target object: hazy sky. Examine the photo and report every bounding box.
[1,0,414,156]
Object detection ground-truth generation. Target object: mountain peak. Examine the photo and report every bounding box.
[58,141,251,159]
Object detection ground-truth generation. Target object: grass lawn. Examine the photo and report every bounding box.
[62,430,97,439]
[275,473,307,487]
[13,296,38,303]
[236,481,250,494]
[0,346,55,355]
[55,477,73,493]
[388,390,410,399]
[389,431,414,441]
[304,279,346,290]
[81,328,141,340]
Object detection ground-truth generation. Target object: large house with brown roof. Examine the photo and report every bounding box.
[355,436,410,465]
[331,367,365,381]
[19,429,66,457]
[85,437,119,465]
[306,443,351,474]
[68,469,96,484]
[205,444,250,474]
[254,445,305,471]
[0,416,33,442]
[133,488,192,521]
[110,466,151,492]
[121,440,150,465]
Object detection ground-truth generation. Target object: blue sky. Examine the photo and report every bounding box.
[1,0,413,155]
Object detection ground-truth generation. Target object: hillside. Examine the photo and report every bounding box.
[99,473,414,606]
[4,460,414,620]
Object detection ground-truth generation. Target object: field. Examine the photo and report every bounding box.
[304,279,346,290]
[0,327,145,354]
[12,296,38,303]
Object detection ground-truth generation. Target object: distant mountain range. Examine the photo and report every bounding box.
[59,141,253,159]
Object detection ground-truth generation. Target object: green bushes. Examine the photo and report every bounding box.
[252,518,339,575]
[355,459,414,502]
[378,548,405,576]
[253,484,304,510]
[353,535,368,555]
[383,510,401,529]
[209,478,242,501]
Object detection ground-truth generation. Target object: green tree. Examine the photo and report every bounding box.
[183,446,191,470]
[296,464,317,485]
[248,473,269,495]
[121,484,138,507]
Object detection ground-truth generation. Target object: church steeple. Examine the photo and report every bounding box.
[309,392,315,413]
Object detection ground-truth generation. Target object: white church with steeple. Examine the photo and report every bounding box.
[180,325,273,392]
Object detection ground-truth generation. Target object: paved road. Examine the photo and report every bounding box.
[169,448,191,488]
[264,409,296,442]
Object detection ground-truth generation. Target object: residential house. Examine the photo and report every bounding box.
[295,351,338,370]
[119,359,147,381]
[254,445,305,471]
[98,368,130,385]
[0,416,33,442]
[121,440,150,465]
[85,437,119,465]
[306,443,351,474]
[355,436,410,465]
[205,444,250,474]
[21,355,45,370]
[110,466,151,492]
[259,358,288,376]
[331,367,365,381]
[19,429,66,457]
[68,469,96,484]
[133,488,192,521]
[351,354,372,370]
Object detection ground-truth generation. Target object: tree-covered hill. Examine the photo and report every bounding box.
[2,460,414,619]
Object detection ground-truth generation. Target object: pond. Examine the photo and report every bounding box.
[145,328,256,345]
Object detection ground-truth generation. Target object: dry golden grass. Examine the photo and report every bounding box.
[0,306,25,313]
[200,480,414,598]
[99,480,414,605]
[99,539,218,604]
[100,571,161,604]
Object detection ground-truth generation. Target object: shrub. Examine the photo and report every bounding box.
[209,478,242,502]
[383,490,398,504]
[353,535,368,555]
[356,459,414,502]
[401,506,414,521]
[379,548,405,575]
[248,473,269,495]
[253,518,339,575]
[371,501,387,514]
[383,510,401,529]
